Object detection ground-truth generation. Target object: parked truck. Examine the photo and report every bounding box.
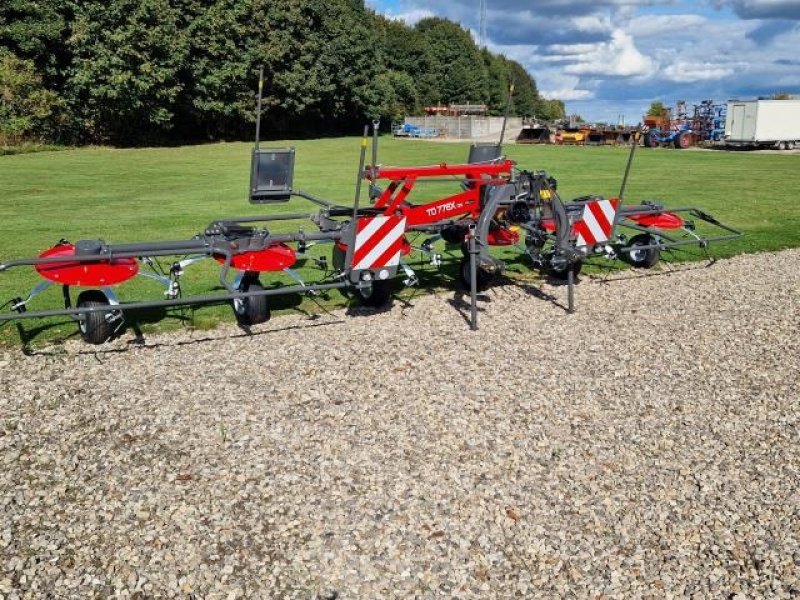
[724,99,800,150]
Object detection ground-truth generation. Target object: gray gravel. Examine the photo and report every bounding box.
[1,249,799,599]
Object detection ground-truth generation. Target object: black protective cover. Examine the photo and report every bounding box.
[250,148,295,203]
[467,143,502,164]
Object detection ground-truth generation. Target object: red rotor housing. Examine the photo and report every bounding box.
[35,244,138,286]
[627,212,684,230]
[213,243,296,272]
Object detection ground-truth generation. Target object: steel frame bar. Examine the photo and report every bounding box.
[0,281,351,323]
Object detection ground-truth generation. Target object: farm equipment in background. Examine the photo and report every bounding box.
[643,100,730,147]
[516,119,555,144]
[392,122,439,138]
[692,100,727,143]
[642,101,697,149]
[556,127,590,145]
[551,115,635,146]
[584,126,635,146]
[555,116,591,145]
[0,78,742,345]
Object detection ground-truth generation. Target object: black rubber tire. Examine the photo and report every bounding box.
[441,224,467,245]
[620,233,660,268]
[76,290,113,345]
[642,130,654,148]
[459,257,495,291]
[543,252,582,281]
[674,131,691,149]
[354,279,392,307]
[233,279,270,325]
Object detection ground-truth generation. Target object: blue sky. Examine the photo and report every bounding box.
[366,0,800,123]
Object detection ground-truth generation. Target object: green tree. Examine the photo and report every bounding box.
[246,0,381,134]
[647,102,669,117]
[416,18,489,105]
[506,59,538,116]
[314,1,382,125]
[0,50,63,143]
[172,0,253,140]
[538,98,566,121]
[66,0,188,143]
[0,0,71,84]
[374,15,436,108]
[375,70,418,122]
[485,51,510,115]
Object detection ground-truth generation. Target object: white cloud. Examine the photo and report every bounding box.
[629,14,707,36]
[382,8,435,25]
[538,74,595,101]
[663,61,736,82]
[544,88,596,100]
[571,14,614,33]
[554,30,656,77]
[547,42,607,55]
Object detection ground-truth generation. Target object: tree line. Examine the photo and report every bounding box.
[0,0,565,146]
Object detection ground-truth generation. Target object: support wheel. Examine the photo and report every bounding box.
[543,252,582,281]
[674,131,692,149]
[459,257,495,291]
[233,278,270,325]
[621,234,660,268]
[76,290,114,345]
[354,279,392,307]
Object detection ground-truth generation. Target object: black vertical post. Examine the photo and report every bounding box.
[498,83,515,148]
[345,126,370,277]
[371,119,379,172]
[254,66,264,151]
[619,128,640,203]
[567,268,575,314]
[468,224,478,330]
[370,119,380,203]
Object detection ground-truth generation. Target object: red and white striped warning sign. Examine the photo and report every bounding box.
[352,216,407,270]
[574,198,619,247]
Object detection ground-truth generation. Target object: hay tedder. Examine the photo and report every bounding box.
[0,78,741,345]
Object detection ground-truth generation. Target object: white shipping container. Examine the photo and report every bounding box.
[725,99,800,149]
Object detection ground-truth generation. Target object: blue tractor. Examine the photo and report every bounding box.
[641,101,696,149]
[642,122,695,149]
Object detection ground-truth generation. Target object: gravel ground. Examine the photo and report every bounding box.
[1,249,799,599]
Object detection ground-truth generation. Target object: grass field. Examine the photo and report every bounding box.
[1,138,799,345]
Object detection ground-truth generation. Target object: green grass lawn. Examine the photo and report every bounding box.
[1,138,798,345]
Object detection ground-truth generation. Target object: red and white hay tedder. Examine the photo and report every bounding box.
[0,87,741,344]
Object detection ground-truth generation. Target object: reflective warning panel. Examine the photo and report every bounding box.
[352,216,407,270]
